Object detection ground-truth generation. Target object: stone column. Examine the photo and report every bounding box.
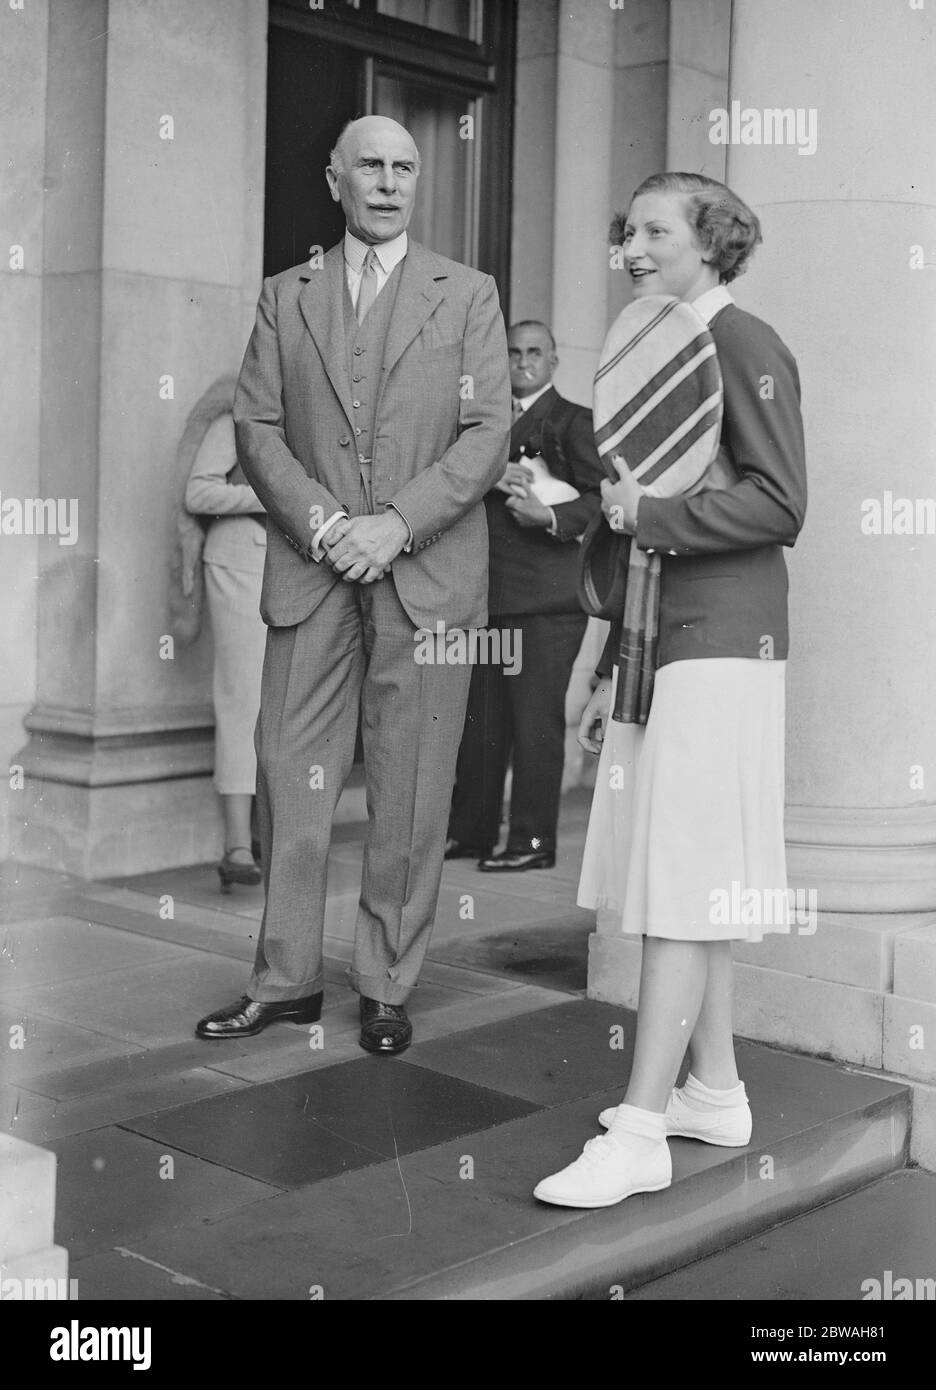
[723,0,936,912]
[721,0,936,1138]
[12,0,268,876]
[510,0,559,329]
[0,0,49,862]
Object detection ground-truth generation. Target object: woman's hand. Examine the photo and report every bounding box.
[600,454,642,535]
[578,677,613,754]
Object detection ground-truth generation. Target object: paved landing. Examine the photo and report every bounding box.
[0,794,914,1300]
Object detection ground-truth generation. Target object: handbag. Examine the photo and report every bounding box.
[578,511,630,618]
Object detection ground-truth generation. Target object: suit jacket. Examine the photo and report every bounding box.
[185,413,267,574]
[486,387,604,615]
[599,303,807,674]
[233,239,511,630]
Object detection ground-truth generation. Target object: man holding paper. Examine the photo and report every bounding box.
[445,320,604,871]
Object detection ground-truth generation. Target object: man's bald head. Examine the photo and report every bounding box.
[326,116,421,245]
[329,117,420,176]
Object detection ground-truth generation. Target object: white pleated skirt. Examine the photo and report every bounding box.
[577,658,791,942]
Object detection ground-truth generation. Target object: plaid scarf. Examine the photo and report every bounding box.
[592,296,724,723]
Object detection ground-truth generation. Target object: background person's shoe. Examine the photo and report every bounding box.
[444,838,490,860]
[196,992,323,1039]
[598,1089,753,1146]
[478,846,556,872]
[359,996,412,1054]
[217,848,262,892]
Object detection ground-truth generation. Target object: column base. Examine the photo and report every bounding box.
[11,721,223,878]
[786,803,936,913]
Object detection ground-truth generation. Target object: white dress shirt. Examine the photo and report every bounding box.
[343,228,408,311]
[311,229,412,561]
[511,381,552,415]
[690,283,734,326]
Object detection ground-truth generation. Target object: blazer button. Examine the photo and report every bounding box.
[339,436,350,446]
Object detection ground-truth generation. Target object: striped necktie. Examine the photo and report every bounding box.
[356,248,379,324]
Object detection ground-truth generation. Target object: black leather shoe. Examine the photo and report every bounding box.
[444,838,491,860]
[196,992,323,1040]
[479,847,556,872]
[359,996,412,1055]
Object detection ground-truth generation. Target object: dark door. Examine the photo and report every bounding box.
[264,30,361,276]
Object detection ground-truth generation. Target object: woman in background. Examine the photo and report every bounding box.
[185,411,267,890]
[535,172,807,1209]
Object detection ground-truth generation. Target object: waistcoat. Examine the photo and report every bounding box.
[342,262,404,515]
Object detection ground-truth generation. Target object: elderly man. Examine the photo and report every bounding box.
[196,116,510,1054]
[446,320,604,871]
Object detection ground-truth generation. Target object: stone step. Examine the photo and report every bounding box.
[0,1132,69,1299]
[379,1060,910,1300]
[90,1002,910,1302]
[620,1167,936,1302]
[0,1133,58,1264]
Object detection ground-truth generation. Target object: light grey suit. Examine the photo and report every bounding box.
[234,239,510,1004]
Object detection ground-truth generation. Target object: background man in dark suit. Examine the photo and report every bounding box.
[446,321,604,871]
[196,116,510,1053]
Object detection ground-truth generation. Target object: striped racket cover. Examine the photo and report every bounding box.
[594,294,723,493]
[582,295,724,724]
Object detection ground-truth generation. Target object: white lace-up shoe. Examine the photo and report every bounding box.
[598,1089,752,1147]
[533,1132,672,1208]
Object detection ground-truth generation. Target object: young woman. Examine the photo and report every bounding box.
[534,172,807,1208]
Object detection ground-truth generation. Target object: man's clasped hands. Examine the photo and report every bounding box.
[320,509,411,584]
[320,452,644,585]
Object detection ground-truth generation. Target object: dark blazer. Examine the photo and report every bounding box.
[234,240,511,631]
[487,387,604,615]
[598,303,807,674]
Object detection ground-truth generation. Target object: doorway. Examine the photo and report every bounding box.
[264,0,516,297]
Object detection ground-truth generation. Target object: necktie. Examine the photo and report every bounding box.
[512,398,525,421]
[356,248,379,324]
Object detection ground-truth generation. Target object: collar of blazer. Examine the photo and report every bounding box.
[297,239,448,429]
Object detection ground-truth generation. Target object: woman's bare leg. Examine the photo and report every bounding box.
[687,941,741,1089]
[221,793,254,863]
[623,938,709,1112]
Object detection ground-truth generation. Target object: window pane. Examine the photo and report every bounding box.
[376,0,480,41]
[373,72,476,264]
